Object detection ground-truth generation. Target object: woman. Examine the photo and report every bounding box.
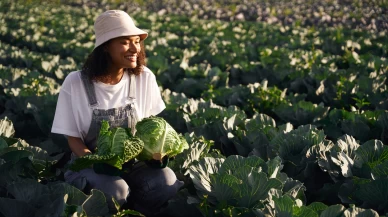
[51,10,183,215]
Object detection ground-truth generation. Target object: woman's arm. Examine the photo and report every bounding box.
[68,136,92,157]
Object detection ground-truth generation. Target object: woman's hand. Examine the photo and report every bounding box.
[68,136,121,176]
[145,156,169,169]
[67,136,92,157]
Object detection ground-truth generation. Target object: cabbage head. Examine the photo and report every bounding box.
[70,120,144,171]
[135,117,189,161]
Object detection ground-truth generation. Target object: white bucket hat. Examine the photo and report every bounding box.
[94,10,148,49]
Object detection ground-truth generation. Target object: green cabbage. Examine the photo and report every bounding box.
[135,116,189,161]
[70,121,144,171]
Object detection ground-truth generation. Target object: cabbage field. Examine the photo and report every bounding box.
[1,0,388,216]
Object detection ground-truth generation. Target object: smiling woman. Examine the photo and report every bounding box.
[51,10,183,216]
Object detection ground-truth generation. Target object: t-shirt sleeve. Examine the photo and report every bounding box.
[51,78,80,138]
[149,74,166,117]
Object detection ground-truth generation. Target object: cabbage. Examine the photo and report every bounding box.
[135,117,189,161]
[70,121,144,171]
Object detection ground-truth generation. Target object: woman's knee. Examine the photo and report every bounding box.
[80,169,130,206]
[127,166,183,214]
[137,167,183,201]
[159,167,183,189]
[98,178,130,206]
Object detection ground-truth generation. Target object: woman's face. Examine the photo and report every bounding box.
[105,35,141,69]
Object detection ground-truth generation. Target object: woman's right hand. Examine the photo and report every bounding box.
[67,136,92,157]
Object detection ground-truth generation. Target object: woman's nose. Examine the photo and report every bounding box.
[128,43,139,52]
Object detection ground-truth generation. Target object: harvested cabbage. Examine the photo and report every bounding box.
[70,121,144,171]
[135,116,189,161]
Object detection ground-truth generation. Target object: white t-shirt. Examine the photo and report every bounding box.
[51,66,166,140]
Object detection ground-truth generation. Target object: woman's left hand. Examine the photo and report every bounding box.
[145,156,169,169]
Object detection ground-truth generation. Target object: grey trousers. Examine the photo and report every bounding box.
[64,162,184,215]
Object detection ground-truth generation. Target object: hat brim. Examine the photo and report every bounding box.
[94,27,148,49]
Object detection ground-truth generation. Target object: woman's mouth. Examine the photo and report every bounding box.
[125,55,137,62]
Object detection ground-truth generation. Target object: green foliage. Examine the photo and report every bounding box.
[0,178,112,217]
[187,155,308,216]
[1,0,388,216]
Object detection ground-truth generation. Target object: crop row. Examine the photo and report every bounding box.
[61,0,388,31]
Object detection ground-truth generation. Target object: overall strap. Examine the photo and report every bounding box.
[80,73,99,108]
[127,73,136,102]
[127,73,138,135]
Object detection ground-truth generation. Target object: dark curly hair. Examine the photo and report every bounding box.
[81,40,146,81]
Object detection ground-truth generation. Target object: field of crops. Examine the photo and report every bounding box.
[1,0,388,216]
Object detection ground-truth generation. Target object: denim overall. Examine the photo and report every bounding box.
[64,72,183,215]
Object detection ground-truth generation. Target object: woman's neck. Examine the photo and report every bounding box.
[99,67,125,85]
